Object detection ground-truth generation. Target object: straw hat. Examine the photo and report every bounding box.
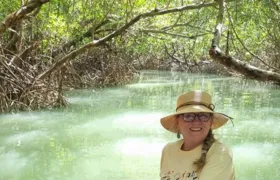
[160,90,232,133]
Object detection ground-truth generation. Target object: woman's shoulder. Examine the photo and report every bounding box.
[163,139,183,150]
[208,140,233,156]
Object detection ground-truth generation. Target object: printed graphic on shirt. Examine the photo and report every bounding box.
[161,170,198,180]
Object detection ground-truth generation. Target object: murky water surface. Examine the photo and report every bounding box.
[1,71,280,179]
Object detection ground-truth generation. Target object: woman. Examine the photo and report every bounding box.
[160,90,235,180]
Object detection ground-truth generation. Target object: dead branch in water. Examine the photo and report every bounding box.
[209,0,280,85]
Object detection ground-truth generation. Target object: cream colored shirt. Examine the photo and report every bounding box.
[160,139,235,180]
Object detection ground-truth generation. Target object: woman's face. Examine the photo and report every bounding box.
[177,113,213,144]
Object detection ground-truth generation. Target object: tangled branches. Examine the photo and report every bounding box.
[0,49,67,113]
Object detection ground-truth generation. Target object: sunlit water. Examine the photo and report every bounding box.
[1,70,280,180]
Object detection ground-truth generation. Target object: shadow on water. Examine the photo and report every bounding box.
[0,70,280,179]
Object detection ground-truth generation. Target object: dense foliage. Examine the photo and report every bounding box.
[1,1,279,66]
[1,0,280,112]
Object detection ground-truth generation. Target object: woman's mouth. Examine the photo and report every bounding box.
[190,128,202,131]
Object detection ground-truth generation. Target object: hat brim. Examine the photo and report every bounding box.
[160,105,230,133]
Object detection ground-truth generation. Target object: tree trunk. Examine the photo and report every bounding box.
[209,0,280,85]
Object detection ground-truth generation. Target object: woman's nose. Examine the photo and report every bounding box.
[191,116,202,123]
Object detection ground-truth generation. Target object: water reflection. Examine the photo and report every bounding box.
[0,150,29,178]
[115,137,164,157]
[0,70,280,180]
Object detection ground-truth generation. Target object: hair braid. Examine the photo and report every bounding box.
[193,130,215,172]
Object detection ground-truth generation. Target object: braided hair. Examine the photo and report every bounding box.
[193,129,215,172]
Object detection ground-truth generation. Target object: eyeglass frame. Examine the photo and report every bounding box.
[180,113,213,122]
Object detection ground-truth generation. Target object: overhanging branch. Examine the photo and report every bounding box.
[36,2,217,80]
[209,0,280,84]
[141,29,208,39]
[226,8,280,71]
[0,0,50,34]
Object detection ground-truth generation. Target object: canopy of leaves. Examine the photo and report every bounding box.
[1,0,279,68]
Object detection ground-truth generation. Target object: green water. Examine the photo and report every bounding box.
[1,70,280,180]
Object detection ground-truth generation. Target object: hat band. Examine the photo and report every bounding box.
[176,103,215,112]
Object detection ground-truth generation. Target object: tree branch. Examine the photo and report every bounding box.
[51,19,111,58]
[211,55,280,84]
[227,8,280,71]
[161,23,213,33]
[36,2,216,80]
[0,0,50,34]
[209,0,280,84]
[212,0,225,47]
[141,29,208,39]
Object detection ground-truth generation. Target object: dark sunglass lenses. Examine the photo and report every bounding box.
[183,113,211,122]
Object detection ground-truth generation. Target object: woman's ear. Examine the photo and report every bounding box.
[175,115,180,125]
[175,115,181,132]
[209,115,214,126]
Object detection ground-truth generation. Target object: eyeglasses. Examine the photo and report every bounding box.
[182,113,212,122]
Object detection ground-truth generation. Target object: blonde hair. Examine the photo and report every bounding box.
[193,130,215,172]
